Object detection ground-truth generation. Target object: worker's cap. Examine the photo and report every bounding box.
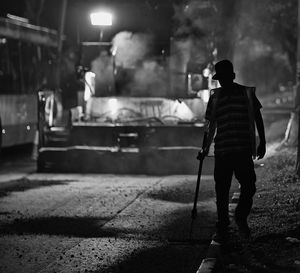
[212,60,235,80]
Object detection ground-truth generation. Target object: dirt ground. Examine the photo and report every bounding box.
[220,145,300,273]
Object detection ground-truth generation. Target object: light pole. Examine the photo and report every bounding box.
[83,11,114,100]
[56,0,68,89]
[90,11,112,42]
[297,0,300,175]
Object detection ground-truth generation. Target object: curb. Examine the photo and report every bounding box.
[196,191,240,273]
[196,241,220,273]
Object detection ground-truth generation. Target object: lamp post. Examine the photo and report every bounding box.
[90,11,112,42]
[84,11,114,99]
[56,0,67,89]
[297,0,300,175]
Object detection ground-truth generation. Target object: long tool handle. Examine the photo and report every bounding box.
[191,131,208,219]
[191,157,204,219]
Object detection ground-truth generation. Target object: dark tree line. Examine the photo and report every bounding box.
[172,0,297,93]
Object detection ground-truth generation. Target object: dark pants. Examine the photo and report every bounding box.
[214,152,256,230]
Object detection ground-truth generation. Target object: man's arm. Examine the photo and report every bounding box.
[254,109,266,159]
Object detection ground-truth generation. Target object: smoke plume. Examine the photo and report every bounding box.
[90,51,115,96]
[112,31,169,96]
[112,31,154,68]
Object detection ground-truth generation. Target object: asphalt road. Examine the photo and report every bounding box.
[0,148,234,273]
[0,102,290,273]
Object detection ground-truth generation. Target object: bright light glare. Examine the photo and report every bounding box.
[174,100,194,120]
[202,89,210,103]
[108,98,118,115]
[90,12,112,26]
[203,68,210,78]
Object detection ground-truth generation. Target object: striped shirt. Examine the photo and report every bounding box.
[205,83,262,155]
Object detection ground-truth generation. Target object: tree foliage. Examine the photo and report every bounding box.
[236,0,297,73]
[173,0,297,92]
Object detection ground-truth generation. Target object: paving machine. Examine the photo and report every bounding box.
[37,40,213,174]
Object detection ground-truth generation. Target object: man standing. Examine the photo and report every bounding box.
[201,60,266,242]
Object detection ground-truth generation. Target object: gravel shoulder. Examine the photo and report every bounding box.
[220,144,300,273]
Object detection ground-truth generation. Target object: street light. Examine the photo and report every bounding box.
[90,11,112,41]
[90,11,112,26]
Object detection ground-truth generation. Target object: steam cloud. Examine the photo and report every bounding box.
[112,31,169,96]
[130,60,169,96]
[91,51,115,96]
[112,31,153,68]
[90,31,169,97]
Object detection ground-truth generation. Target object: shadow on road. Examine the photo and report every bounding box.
[0,216,114,238]
[0,179,76,198]
[99,243,206,273]
[0,203,215,241]
[146,180,215,203]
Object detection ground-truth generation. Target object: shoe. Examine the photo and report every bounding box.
[235,217,251,239]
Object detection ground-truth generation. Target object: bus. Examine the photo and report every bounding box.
[0,15,58,148]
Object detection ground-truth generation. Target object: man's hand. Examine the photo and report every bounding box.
[256,141,266,160]
[197,147,208,160]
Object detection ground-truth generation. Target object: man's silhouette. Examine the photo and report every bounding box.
[202,59,266,242]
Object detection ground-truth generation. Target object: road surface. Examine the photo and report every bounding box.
[0,149,236,273]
